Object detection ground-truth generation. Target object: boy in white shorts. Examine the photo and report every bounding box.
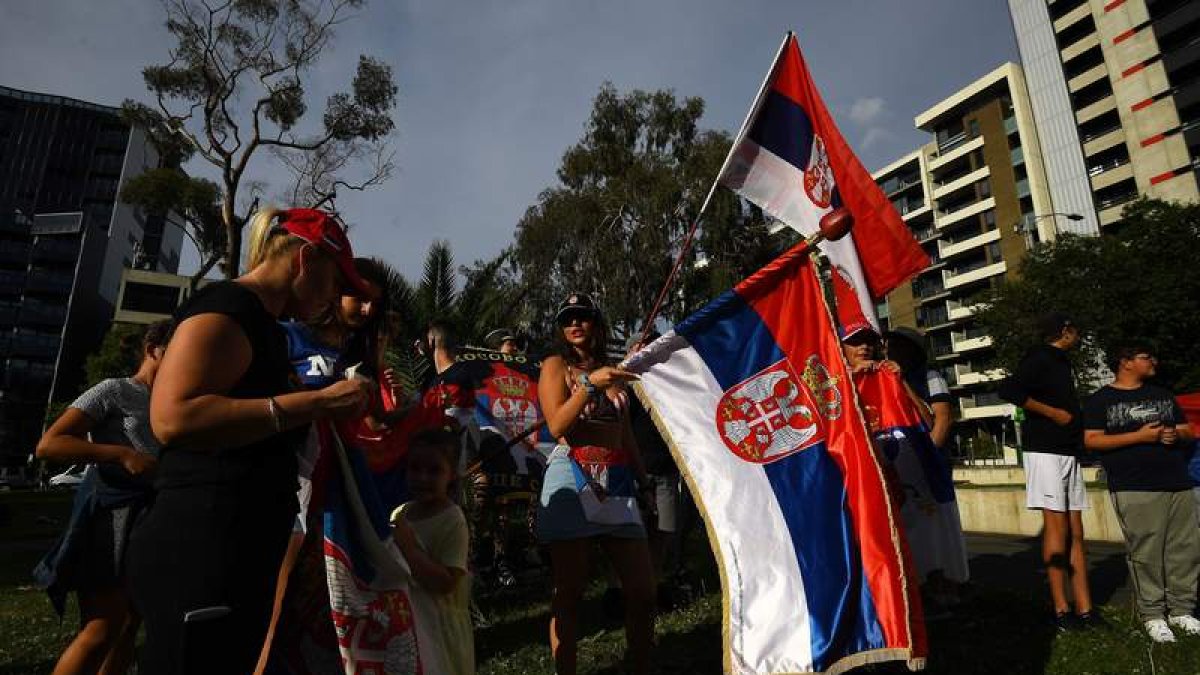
[999,313,1099,630]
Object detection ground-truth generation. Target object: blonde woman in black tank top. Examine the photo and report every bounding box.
[127,208,374,674]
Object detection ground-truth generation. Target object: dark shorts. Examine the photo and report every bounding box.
[64,503,139,594]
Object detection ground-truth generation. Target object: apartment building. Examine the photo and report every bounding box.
[0,86,183,464]
[875,63,1056,453]
[1010,0,1200,230]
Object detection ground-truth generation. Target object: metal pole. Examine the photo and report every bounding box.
[634,32,794,345]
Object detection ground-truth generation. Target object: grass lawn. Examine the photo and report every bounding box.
[3,489,1200,674]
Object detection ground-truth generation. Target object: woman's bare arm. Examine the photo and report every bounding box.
[539,356,592,439]
[151,313,366,451]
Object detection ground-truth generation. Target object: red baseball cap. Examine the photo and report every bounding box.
[278,208,371,297]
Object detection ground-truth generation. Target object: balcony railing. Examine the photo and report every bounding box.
[913,226,937,242]
[26,271,73,295]
[10,334,60,359]
[936,132,969,156]
[32,238,80,263]
[1096,191,1137,212]
[1087,157,1128,177]
[18,303,67,326]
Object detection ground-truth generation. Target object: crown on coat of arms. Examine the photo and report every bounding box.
[491,374,528,398]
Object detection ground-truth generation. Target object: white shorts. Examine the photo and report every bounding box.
[1024,451,1089,511]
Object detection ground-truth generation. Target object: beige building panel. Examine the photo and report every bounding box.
[1099,202,1125,226]
[1128,97,1183,152]
[1090,0,1151,40]
[1140,136,1200,201]
[1148,171,1200,202]
[1069,63,1108,92]
[1008,65,1055,220]
[1076,94,1117,123]
[1062,33,1101,63]
[1054,2,1092,33]
[1130,132,1189,183]
[1090,162,1135,191]
[1108,28,1159,70]
[1083,127,1126,156]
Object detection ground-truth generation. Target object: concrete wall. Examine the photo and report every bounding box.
[953,466,1124,542]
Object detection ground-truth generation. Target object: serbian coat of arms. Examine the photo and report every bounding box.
[715,359,825,464]
[803,134,835,208]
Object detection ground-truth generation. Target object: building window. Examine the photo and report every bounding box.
[120,282,180,315]
[986,242,1002,262]
[968,119,980,138]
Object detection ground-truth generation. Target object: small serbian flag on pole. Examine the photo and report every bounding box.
[625,243,926,674]
[718,32,928,332]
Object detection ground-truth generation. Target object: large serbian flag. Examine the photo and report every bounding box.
[625,242,926,674]
[718,32,928,332]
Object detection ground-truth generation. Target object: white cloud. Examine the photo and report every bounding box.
[861,127,895,151]
[848,96,886,126]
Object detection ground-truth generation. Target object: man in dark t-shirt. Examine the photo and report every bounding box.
[1083,344,1198,643]
[998,313,1095,629]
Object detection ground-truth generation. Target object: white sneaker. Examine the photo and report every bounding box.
[1146,619,1177,643]
[1168,615,1200,636]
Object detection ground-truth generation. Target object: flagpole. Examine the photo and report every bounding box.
[635,32,794,346]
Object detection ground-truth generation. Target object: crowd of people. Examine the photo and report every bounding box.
[27,204,1200,674]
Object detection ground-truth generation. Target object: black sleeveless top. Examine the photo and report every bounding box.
[155,281,306,506]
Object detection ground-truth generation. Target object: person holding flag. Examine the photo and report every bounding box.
[536,292,655,675]
[840,325,969,619]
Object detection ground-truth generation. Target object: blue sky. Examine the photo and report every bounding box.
[1,0,1017,278]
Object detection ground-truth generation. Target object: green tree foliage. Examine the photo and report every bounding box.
[513,83,774,337]
[416,240,458,325]
[381,242,523,391]
[122,0,398,277]
[120,168,226,287]
[976,199,1200,392]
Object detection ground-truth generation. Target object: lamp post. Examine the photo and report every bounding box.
[1015,212,1084,248]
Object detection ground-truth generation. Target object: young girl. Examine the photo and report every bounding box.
[35,320,171,675]
[391,427,473,675]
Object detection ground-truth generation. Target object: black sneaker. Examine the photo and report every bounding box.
[1076,611,1109,630]
[1054,611,1082,632]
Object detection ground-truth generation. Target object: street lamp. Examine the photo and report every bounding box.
[1015,212,1084,248]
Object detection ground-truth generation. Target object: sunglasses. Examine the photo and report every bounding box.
[558,310,594,326]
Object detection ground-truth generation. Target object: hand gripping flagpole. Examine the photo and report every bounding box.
[635,32,796,347]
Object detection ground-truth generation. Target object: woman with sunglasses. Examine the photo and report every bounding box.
[536,292,655,675]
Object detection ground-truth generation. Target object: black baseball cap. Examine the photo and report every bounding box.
[1037,312,1075,340]
[485,328,521,348]
[555,292,600,323]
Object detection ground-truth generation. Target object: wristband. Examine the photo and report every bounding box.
[267,396,285,433]
[578,372,597,395]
